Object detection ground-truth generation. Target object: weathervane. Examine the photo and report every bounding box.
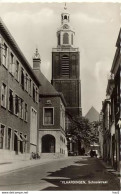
[64,2,67,10]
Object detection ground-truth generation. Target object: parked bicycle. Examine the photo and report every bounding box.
[30,152,41,160]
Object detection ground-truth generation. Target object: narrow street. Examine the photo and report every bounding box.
[0,156,119,191]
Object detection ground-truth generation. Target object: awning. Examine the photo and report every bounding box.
[21,134,28,142]
[14,131,23,141]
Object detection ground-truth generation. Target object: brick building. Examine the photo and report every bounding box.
[33,49,68,158]
[102,97,111,163]
[98,111,103,158]
[102,28,120,171]
[51,5,82,155]
[51,5,82,117]
[0,18,40,160]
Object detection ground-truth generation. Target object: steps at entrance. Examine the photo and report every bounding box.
[40,153,65,159]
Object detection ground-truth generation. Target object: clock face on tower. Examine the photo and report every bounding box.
[63,24,69,29]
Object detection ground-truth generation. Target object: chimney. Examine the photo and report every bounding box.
[33,48,41,70]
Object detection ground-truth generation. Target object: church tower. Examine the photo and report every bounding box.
[51,5,82,116]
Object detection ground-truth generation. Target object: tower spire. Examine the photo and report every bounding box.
[64,2,67,10]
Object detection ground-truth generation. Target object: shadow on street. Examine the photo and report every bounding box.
[41,157,120,191]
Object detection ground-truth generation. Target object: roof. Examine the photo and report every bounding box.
[33,69,67,106]
[85,106,99,122]
[57,24,75,34]
[116,28,121,48]
[111,28,120,74]
[0,17,40,86]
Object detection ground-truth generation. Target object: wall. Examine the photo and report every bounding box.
[0,33,39,160]
[39,95,67,157]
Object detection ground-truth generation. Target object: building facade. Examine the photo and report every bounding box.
[51,6,82,117]
[102,28,120,171]
[110,29,120,171]
[102,98,111,163]
[0,18,40,160]
[33,50,68,158]
[98,111,103,158]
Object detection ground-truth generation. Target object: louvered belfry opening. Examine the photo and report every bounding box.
[61,55,69,77]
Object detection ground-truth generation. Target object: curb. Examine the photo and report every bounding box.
[0,159,53,176]
[98,159,120,179]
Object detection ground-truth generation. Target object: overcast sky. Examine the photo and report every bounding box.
[0,2,120,115]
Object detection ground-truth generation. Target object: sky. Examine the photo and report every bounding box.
[0,1,120,115]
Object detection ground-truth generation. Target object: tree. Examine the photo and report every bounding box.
[66,113,99,148]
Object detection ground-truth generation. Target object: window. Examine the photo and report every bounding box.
[64,15,67,19]
[30,108,37,145]
[8,89,14,113]
[2,43,8,68]
[0,124,5,149]
[15,94,19,115]
[44,108,54,125]
[25,73,28,92]
[111,98,115,122]
[29,79,32,96]
[35,87,38,103]
[33,84,35,102]
[1,83,7,108]
[24,103,28,122]
[19,98,23,119]
[9,53,15,75]
[63,33,69,44]
[20,133,23,153]
[23,135,27,153]
[15,61,19,81]
[21,68,24,89]
[7,128,12,150]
